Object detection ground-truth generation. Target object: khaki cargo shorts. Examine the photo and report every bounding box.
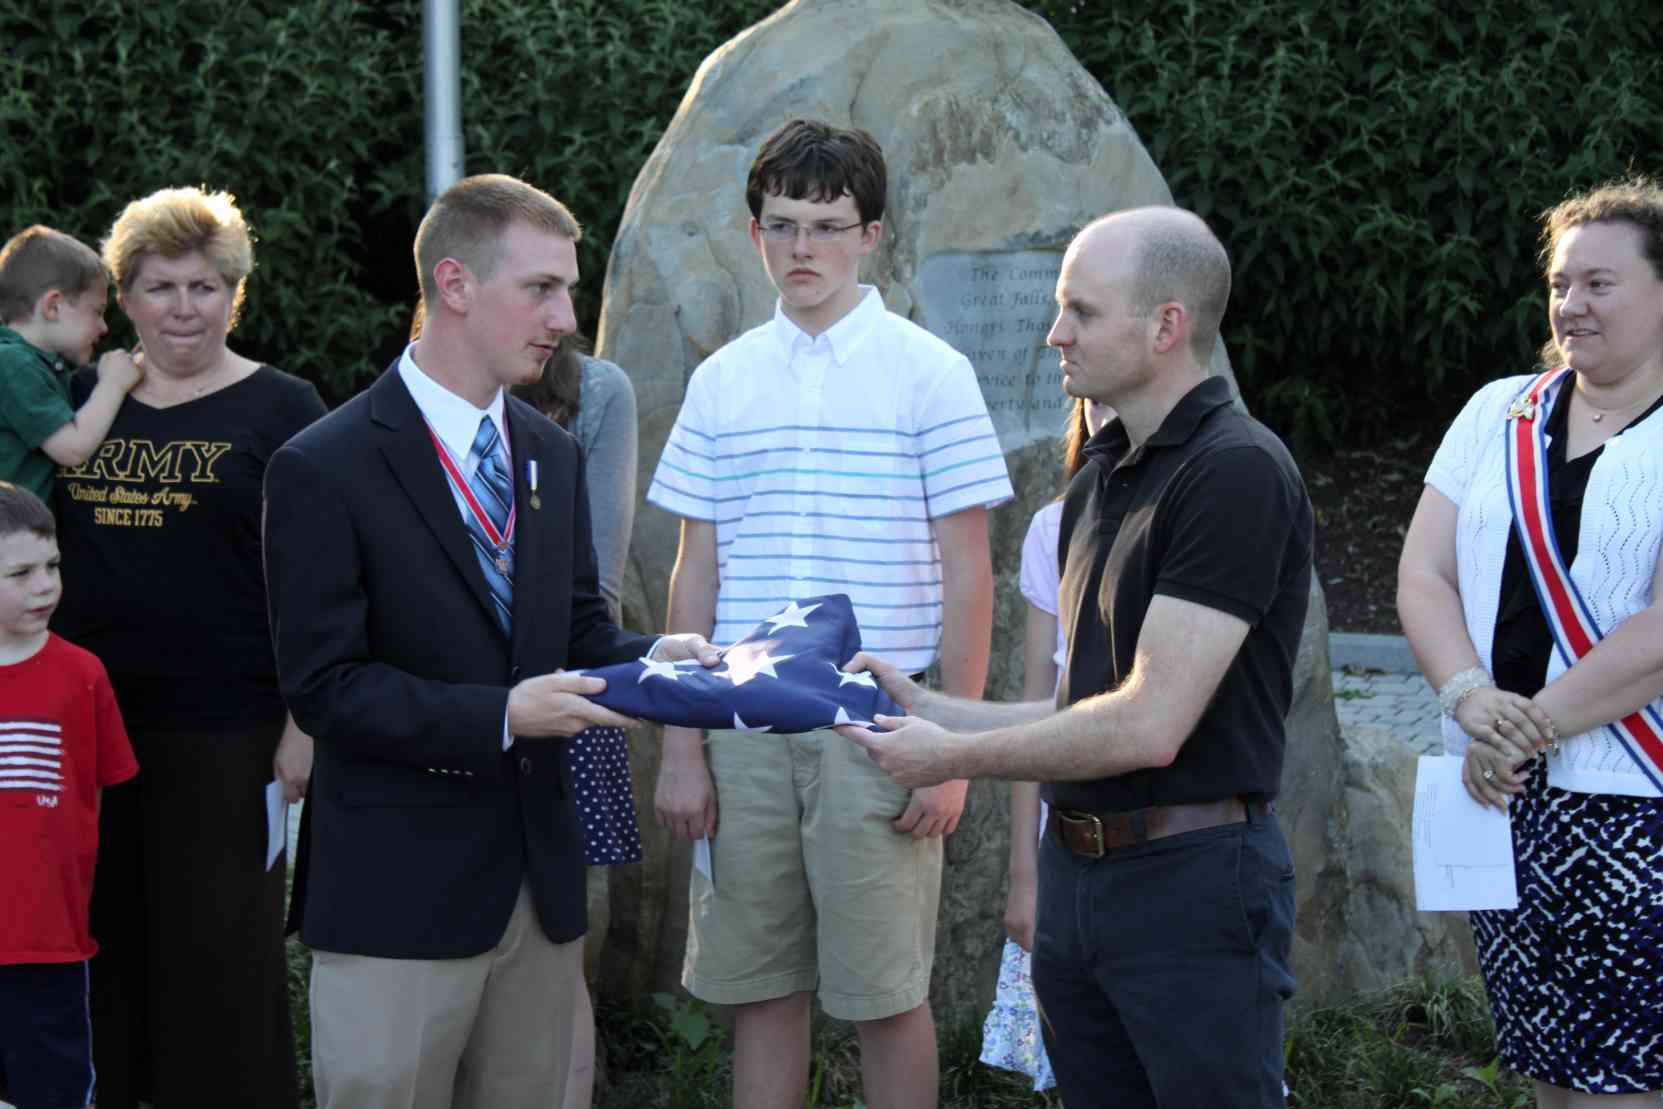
[682,727,942,1022]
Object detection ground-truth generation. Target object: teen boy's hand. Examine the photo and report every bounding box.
[656,725,718,840]
[892,777,967,838]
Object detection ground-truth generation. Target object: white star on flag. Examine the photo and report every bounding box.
[721,642,794,686]
[764,600,821,632]
[832,705,874,728]
[577,593,903,734]
[637,656,683,683]
[830,663,877,689]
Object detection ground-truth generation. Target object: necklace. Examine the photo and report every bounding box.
[1578,378,1663,425]
[138,357,235,406]
[1586,396,1653,423]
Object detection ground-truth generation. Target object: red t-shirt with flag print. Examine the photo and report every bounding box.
[0,633,136,963]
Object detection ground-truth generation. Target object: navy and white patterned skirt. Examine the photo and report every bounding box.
[568,726,643,865]
[1470,757,1663,1094]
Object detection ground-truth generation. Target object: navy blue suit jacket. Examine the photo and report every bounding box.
[264,364,653,956]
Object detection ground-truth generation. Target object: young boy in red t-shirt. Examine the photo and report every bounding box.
[0,482,135,1108]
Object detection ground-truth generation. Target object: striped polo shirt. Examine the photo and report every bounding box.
[648,287,1013,674]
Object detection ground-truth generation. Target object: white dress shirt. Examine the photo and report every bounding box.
[398,345,517,751]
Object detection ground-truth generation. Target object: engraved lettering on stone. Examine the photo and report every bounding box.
[916,251,1068,448]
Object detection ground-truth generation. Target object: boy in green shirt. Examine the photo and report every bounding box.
[0,226,142,500]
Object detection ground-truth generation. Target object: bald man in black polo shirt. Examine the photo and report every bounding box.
[839,207,1313,1108]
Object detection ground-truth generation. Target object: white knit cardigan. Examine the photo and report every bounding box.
[1425,372,1663,797]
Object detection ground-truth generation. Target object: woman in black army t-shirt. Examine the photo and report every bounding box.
[53,186,324,1109]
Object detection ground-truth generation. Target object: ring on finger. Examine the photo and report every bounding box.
[1494,718,1506,731]
[1481,767,1497,782]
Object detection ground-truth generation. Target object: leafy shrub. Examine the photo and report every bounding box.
[430,0,779,360]
[7,0,1659,444]
[1,0,773,403]
[1023,0,1662,445]
[1,0,414,398]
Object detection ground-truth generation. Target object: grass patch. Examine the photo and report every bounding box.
[286,935,317,1109]
[593,1000,1057,1109]
[1284,977,1532,1107]
[288,952,1531,1108]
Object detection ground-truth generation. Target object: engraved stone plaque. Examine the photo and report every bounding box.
[915,250,1067,449]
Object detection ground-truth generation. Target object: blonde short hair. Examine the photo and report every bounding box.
[414,174,581,303]
[102,187,254,329]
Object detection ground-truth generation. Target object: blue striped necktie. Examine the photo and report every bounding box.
[466,415,514,633]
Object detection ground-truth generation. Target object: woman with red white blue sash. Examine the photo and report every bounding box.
[1398,179,1663,1106]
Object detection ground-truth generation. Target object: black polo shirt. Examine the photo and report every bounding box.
[1047,376,1313,814]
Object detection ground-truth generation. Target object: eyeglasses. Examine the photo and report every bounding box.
[757,220,867,242]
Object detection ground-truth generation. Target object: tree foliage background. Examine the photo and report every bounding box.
[4,0,1659,446]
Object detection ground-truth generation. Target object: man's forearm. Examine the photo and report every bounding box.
[945,674,1173,783]
[914,687,1053,732]
[854,597,1243,789]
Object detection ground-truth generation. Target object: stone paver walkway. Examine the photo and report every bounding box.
[1328,631,1443,757]
[1331,665,1442,755]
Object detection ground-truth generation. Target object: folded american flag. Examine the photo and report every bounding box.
[580,594,902,733]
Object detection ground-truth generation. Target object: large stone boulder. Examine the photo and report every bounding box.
[1278,588,1477,1001]
[592,0,1347,1022]
[1337,723,1478,989]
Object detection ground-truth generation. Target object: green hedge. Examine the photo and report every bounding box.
[1028,0,1663,445]
[2,0,412,398]
[6,0,1659,442]
[1,0,775,402]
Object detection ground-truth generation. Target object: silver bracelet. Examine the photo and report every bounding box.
[1436,666,1492,717]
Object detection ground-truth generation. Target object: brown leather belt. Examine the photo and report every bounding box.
[1047,797,1274,858]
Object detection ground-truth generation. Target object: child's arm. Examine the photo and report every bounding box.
[39,349,142,466]
[1004,601,1058,952]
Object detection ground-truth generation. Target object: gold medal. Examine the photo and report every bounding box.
[495,556,510,574]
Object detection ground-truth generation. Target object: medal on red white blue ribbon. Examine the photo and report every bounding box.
[424,420,515,572]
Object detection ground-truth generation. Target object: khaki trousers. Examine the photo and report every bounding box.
[309,881,580,1109]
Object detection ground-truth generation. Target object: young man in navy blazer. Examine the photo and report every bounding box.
[264,174,716,1109]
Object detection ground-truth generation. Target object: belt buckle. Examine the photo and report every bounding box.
[1062,809,1105,858]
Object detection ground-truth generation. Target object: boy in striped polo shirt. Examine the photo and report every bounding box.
[647,118,1012,1108]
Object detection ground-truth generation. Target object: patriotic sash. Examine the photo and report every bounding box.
[1502,367,1663,789]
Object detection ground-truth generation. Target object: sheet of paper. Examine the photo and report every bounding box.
[693,836,713,882]
[1412,755,1517,911]
[265,779,288,872]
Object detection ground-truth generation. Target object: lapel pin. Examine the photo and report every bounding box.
[528,459,541,510]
